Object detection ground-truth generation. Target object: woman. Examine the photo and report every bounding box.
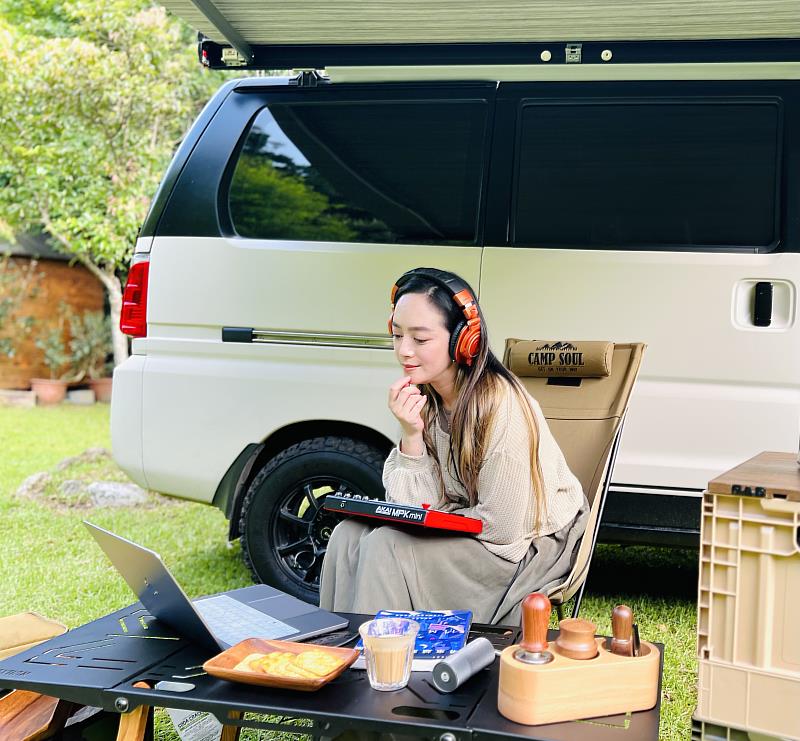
[319,267,588,624]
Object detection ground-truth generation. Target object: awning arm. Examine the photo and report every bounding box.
[190,0,253,62]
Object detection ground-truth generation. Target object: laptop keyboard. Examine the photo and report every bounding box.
[193,594,299,646]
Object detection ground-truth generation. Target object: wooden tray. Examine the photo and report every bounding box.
[203,638,359,692]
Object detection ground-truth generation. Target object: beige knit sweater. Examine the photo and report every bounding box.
[382,384,586,563]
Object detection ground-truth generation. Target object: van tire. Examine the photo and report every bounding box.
[239,436,386,604]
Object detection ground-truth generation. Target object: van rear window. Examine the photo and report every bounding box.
[228,99,488,245]
[512,100,781,250]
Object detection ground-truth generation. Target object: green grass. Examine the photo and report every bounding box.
[0,405,252,628]
[578,545,698,740]
[0,404,699,740]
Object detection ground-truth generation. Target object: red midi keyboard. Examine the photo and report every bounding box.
[323,494,482,535]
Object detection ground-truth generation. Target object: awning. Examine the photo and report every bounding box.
[159,0,800,69]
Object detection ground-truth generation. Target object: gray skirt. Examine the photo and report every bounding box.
[318,499,589,625]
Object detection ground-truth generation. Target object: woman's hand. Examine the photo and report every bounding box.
[388,376,427,455]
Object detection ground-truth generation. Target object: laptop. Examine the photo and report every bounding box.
[84,521,349,653]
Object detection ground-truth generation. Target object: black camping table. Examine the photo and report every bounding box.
[0,593,663,740]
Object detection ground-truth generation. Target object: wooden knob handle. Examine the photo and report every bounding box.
[519,592,551,653]
[611,605,633,642]
[556,617,598,659]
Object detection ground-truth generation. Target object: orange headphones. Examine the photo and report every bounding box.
[388,268,482,367]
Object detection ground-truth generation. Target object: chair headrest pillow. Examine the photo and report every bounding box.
[506,339,614,378]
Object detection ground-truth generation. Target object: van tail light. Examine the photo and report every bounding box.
[120,255,150,337]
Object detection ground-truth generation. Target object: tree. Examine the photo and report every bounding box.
[0,1,222,366]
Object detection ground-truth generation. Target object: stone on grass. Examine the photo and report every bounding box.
[16,472,51,498]
[83,447,111,461]
[55,447,110,471]
[55,456,79,471]
[66,389,96,405]
[0,389,36,408]
[87,481,149,507]
[58,479,85,496]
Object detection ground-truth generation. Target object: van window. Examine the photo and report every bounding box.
[229,99,489,244]
[511,100,781,250]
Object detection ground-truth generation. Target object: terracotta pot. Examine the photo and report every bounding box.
[30,378,68,405]
[87,377,113,403]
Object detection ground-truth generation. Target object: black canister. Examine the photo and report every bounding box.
[431,637,496,693]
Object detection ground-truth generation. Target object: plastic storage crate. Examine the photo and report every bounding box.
[692,717,785,741]
[696,452,800,741]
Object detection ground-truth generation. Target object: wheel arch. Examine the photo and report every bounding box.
[213,420,394,541]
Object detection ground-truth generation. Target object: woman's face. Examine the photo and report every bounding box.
[391,292,456,387]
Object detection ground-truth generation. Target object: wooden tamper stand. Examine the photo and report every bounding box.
[497,594,661,726]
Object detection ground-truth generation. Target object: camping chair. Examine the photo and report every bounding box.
[503,339,646,621]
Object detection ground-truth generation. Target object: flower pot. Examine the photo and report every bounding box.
[87,377,113,403]
[30,378,69,405]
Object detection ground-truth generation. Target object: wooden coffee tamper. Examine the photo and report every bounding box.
[513,593,553,665]
[609,604,635,656]
[555,618,598,659]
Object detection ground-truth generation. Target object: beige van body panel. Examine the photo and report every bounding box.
[130,233,800,502]
[480,247,800,490]
[136,236,482,501]
[110,354,148,489]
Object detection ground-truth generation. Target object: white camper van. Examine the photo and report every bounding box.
[112,1,800,603]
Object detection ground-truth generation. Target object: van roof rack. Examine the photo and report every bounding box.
[167,0,800,71]
[288,70,330,87]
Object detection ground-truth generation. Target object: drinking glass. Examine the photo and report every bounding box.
[358,618,420,691]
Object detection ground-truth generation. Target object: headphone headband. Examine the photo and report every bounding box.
[395,266,463,293]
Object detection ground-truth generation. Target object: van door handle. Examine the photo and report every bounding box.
[753,281,773,327]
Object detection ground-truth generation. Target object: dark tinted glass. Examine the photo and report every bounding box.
[513,101,780,249]
[229,99,488,244]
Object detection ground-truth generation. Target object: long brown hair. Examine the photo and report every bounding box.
[393,270,547,533]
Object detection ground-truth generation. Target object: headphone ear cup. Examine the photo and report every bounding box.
[387,310,395,336]
[449,320,466,363]
[454,318,481,366]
